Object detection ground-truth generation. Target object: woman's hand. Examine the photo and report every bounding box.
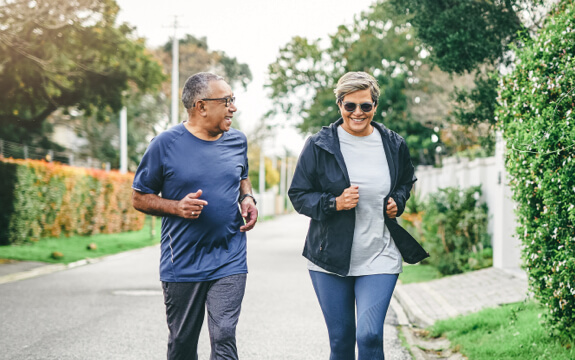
[386,197,398,218]
[336,185,359,211]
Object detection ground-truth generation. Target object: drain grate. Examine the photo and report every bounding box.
[112,289,163,296]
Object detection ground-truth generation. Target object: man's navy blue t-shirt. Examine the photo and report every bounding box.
[132,124,249,282]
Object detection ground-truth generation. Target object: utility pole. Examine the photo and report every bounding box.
[119,107,128,174]
[280,152,287,213]
[170,16,181,127]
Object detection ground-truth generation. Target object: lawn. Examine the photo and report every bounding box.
[429,300,575,360]
[0,216,161,264]
[399,263,443,284]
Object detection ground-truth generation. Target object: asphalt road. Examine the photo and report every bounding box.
[0,213,411,360]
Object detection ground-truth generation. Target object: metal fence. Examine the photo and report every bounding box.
[0,138,110,170]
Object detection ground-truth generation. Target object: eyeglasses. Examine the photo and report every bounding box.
[341,101,375,113]
[194,96,236,107]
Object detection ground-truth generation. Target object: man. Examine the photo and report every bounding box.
[132,72,258,360]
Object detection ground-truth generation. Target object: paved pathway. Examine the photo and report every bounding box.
[0,213,411,359]
[395,267,529,328]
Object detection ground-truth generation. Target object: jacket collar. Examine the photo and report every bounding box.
[312,118,398,190]
[313,118,343,154]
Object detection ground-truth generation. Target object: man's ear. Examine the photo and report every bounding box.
[196,101,208,116]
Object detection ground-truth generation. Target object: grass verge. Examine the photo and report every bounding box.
[429,300,574,360]
[0,217,161,264]
[399,263,443,284]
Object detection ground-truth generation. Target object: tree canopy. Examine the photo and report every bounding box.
[0,0,165,146]
[154,34,252,123]
[390,0,549,150]
[73,34,253,171]
[267,1,441,165]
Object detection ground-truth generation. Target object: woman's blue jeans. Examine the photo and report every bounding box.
[309,271,398,360]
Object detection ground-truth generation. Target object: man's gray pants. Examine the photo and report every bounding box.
[162,274,247,360]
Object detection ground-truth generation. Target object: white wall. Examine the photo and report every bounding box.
[414,133,522,270]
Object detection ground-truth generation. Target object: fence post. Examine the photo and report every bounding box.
[69,153,74,166]
[492,131,522,270]
[280,154,287,213]
[23,145,28,159]
[47,150,54,162]
[0,139,3,158]
[259,150,265,214]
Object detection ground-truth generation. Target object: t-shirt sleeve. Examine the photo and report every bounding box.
[132,137,164,194]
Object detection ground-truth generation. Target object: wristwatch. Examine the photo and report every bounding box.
[239,193,257,205]
[328,196,337,211]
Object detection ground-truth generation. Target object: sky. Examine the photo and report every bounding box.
[115,0,377,155]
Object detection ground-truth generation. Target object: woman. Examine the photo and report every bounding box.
[288,71,428,359]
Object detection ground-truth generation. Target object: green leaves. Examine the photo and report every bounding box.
[0,0,165,146]
[390,0,550,153]
[0,158,145,245]
[267,36,333,117]
[496,0,575,340]
[266,1,437,165]
[392,0,526,74]
[419,185,491,275]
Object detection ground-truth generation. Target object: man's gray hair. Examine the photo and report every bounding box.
[334,72,380,104]
[182,72,225,109]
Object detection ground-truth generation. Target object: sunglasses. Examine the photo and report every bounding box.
[194,96,236,107]
[341,101,376,113]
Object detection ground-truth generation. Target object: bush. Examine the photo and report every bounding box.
[400,190,425,239]
[415,186,491,275]
[0,159,144,245]
[496,0,575,340]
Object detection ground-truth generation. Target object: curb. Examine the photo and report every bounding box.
[391,295,433,360]
[390,296,411,326]
[394,284,434,328]
[0,245,159,285]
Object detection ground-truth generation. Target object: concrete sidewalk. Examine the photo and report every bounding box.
[395,267,530,329]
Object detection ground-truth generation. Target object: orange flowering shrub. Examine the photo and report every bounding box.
[0,159,144,244]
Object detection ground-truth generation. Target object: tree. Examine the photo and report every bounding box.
[390,0,549,150]
[64,34,253,171]
[156,34,252,122]
[267,1,444,165]
[0,0,165,147]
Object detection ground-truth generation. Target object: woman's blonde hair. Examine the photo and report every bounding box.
[334,72,380,104]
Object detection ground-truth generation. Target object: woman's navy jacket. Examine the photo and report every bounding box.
[288,118,429,276]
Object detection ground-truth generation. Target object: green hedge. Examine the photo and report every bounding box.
[496,0,575,340]
[0,158,144,245]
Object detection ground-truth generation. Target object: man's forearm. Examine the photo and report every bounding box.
[239,178,254,197]
[132,191,179,217]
